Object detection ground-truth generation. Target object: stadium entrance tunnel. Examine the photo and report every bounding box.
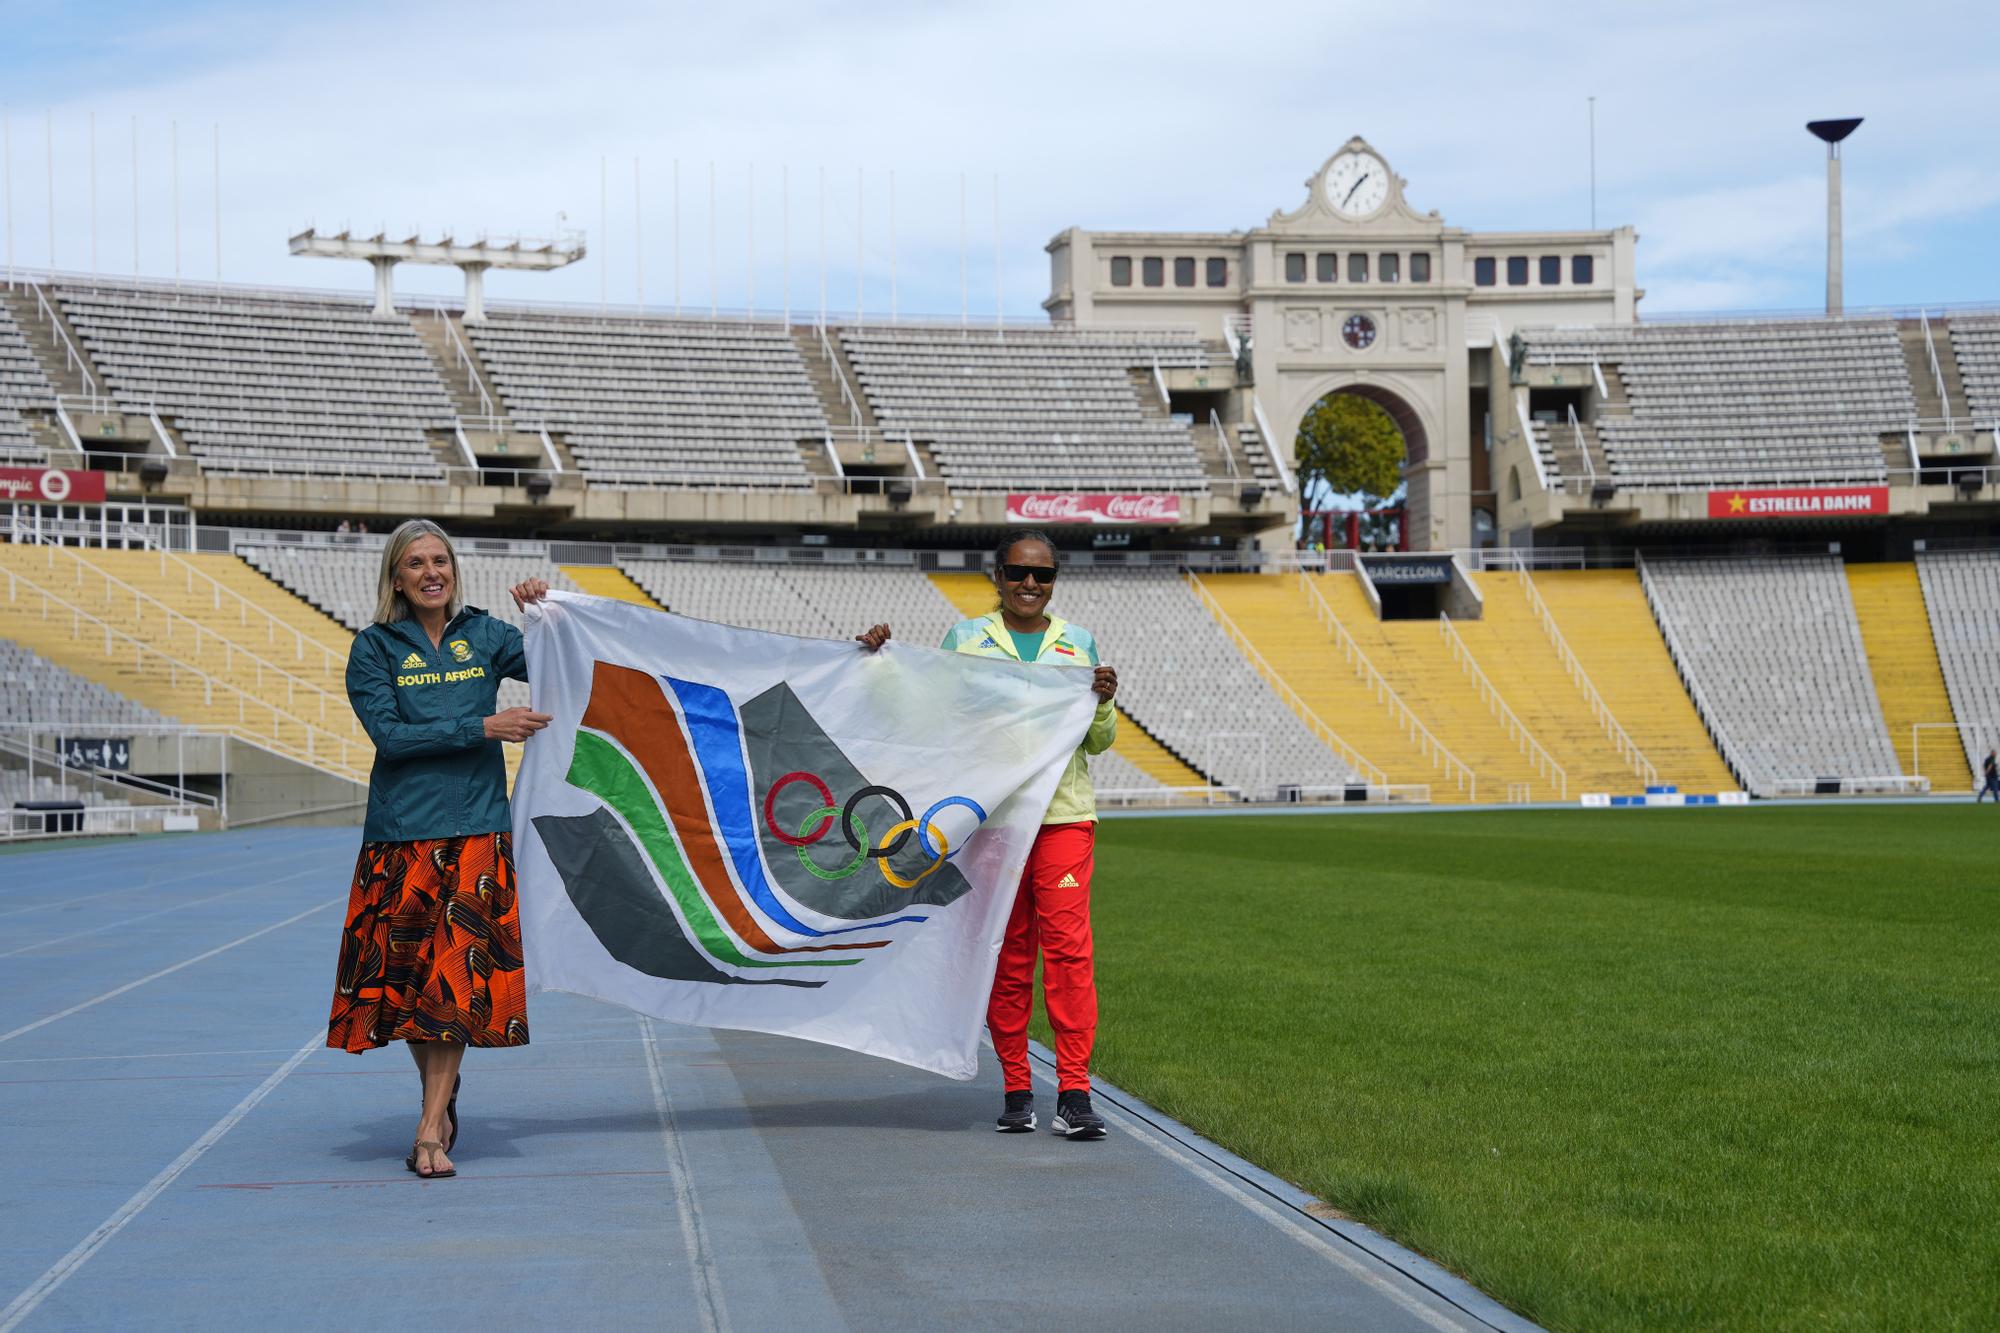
[1374,580,1448,619]
[1292,384,1424,550]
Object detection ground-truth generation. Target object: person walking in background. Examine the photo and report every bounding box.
[331,518,553,1179]
[1980,748,1999,804]
[856,529,1119,1140]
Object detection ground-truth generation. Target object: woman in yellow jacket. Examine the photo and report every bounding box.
[859,530,1118,1139]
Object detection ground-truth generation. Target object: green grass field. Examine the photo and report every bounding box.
[1070,806,1999,1332]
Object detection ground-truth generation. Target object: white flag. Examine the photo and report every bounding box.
[513,591,1099,1079]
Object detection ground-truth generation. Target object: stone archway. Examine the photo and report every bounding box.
[1286,377,1440,548]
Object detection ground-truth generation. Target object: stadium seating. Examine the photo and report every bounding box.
[1640,557,1900,794]
[1846,563,1971,793]
[1913,551,2000,780]
[1515,571,1739,794]
[839,327,1210,491]
[468,316,825,487]
[1945,317,2000,426]
[0,303,54,463]
[559,565,662,608]
[1524,320,1911,488]
[57,286,455,480]
[0,641,165,729]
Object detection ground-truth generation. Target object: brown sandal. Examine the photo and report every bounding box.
[405,1139,456,1179]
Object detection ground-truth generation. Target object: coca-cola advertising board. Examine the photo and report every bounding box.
[1005,493,1183,525]
[0,467,107,504]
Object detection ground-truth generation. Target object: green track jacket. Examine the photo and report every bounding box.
[940,611,1115,824]
[346,607,527,843]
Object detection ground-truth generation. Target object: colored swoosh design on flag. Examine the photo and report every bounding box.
[565,729,859,969]
[663,674,927,936]
[580,663,887,956]
[532,808,820,988]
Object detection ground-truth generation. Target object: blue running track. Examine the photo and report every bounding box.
[0,829,1534,1331]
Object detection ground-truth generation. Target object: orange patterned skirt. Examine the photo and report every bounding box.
[327,833,530,1053]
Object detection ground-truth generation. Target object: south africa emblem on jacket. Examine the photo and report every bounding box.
[450,639,473,663]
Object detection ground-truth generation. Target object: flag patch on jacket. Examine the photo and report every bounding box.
[1051,644,1078,657]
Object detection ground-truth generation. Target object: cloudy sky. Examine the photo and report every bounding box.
[3,0,1995,318]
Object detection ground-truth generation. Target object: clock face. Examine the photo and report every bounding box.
[1342,314,1377,350]
[1324,151,1389,219]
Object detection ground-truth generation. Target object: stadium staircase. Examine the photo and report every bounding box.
[1527,571,1737,793]
[1898,321,1972,433]
[1456,572,1652,794]
[0,543,372,781]
[1305,574,1562,802]
[562,565,663,609]
[1846,562,1971,793]
[0,285,95,461]
[925,571,1210,791]
[1195,574,1475,801]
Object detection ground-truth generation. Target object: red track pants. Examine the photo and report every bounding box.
[988,820,1097,1093]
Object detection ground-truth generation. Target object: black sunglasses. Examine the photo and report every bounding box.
[1000,564,1058,584]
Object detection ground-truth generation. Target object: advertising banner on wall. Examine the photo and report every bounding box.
[1705,487,1888,519]
[0,468,108,504]
[1004,493,1183,525]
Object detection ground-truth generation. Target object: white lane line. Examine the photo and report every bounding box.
[0,874,294,961]
[0,898,340,1046]
[0,1029,322,1332]
[1029,1065,1474,1333]
[0,845,325,921]
[0,1046,309,1066]
[639,1015,729,1333]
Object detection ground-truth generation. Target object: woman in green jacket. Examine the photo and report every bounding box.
[858,530,1118,1139]
[331,519,552,1179]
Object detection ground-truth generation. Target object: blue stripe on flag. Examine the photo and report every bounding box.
[664,675,926,937]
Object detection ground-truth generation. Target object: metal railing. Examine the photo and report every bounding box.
[30,282,98,395]
[817,321,865,428]
[436,307,496,418]
[0,564,369,779]
[1911,721,1990,792]
[1920,309,1953,434]
[1,802,209,841]
[0,724,223,814]
[1249,394,1295,494]
[1516,393,1550,491]
[152,546,351,676]
[1516,570,1659,785]
[1766,775,1932,797]
[1181,572,1389,789]
[1151,355,1169,410]
[147,408,179,458]
[1634,552,1755,795]
[1287,572,1477,797]
[1208,408,1240,480]
[1436,612,1567,799]
[1566,403,1597,486]
[2,545,354,724]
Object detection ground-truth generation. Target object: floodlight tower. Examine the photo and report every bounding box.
[288,227,587,319]
[1806,118,1862,317]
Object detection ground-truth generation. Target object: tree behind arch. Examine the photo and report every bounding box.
[1295,394,1404,511]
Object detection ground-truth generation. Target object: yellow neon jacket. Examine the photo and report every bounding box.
[940,611,1116,824]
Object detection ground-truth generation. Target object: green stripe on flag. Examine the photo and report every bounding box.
[567,730,857,969]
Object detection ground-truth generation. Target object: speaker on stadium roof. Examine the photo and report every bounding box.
[1239,486,1265,509]
[1590,480,1618,503]
[1956,471,1983,496]
[138,459,169,488]
[525,473,553,501]
[888,480,914,506]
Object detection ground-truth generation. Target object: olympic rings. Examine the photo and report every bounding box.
[764,772,990,891]
[765,771,836,846]
[878,820,948,889]
[795,806,869,880]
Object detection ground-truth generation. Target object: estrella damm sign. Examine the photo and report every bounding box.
[1706,487,1888,519]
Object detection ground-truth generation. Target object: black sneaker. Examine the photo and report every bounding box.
[995,1090,1036,1133]
[1052,1090,1106,1140]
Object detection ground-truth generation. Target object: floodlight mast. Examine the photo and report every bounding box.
[287,228,587,319]
[1807,118,1861,317]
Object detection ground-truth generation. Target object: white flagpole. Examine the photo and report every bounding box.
[746,162,755,320]
[782,164,790,330]
[672,157,681,315]
[707,159,716,319]
[633,156,643,309]
[598,154,607,313]
[89,112,97,277]
[855,166,863,323]
[45,110,55,274]
[212,123,220,283]
[994,172,1002,334]
[817,165,826,327]
[170,118,180,290]
[130,116,138,277]
[889,168,897,324]
[4,107,13,286]
[958,171,967,329]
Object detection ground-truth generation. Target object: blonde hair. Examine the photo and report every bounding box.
[373,519,464,624]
